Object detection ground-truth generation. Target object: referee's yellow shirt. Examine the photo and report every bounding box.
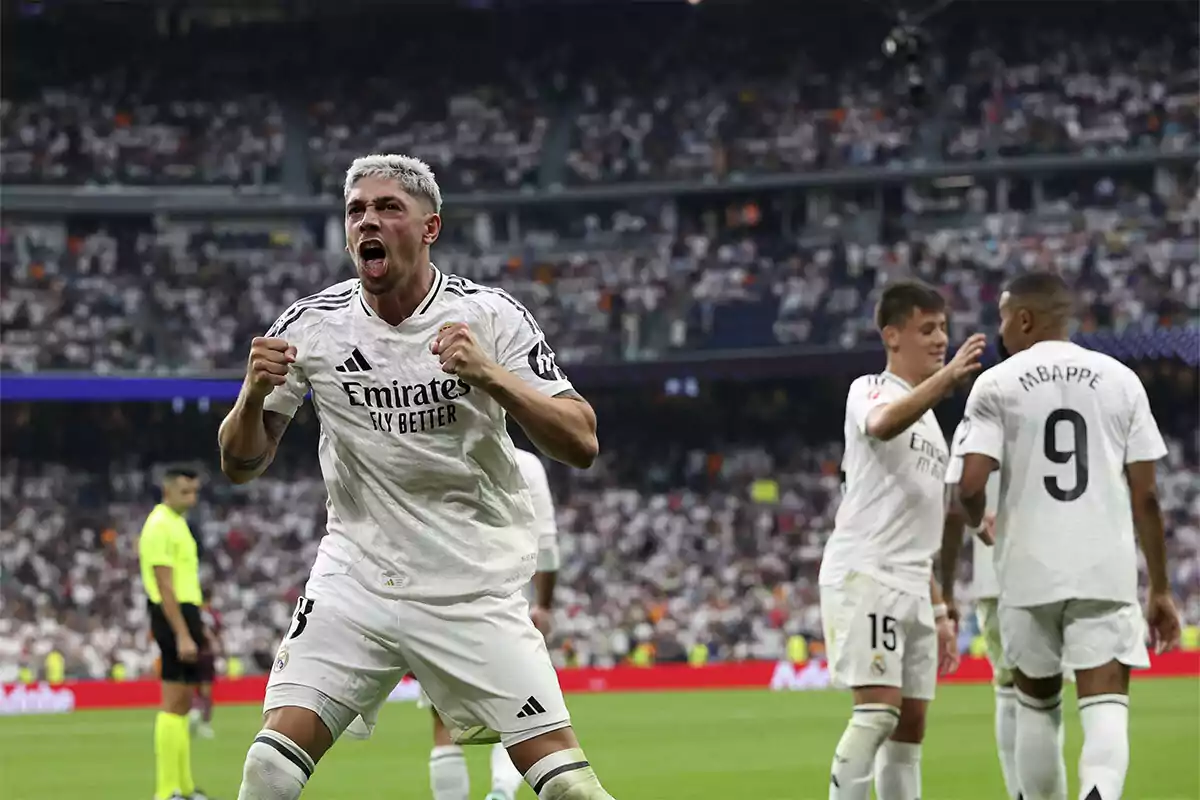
[138,504,202,606]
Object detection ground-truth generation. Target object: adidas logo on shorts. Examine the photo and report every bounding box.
[334,347,373,373]
[515,696,546,719]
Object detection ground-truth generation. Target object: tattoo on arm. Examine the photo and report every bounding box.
[222,450,271,471]
[221,411,291,471]
[263,410,291,444]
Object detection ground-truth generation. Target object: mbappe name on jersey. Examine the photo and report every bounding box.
[341,376,472,435]
[1017,364,1103,393]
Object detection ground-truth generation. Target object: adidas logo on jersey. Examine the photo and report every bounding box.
[515,696,546,719]
[335,347,373,373]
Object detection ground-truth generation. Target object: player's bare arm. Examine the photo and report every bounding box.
[938,490,968,619]
[432,322,599,469]
[930,574,959,675]
[530,569,558,635]
[218,336,295,483]
[1126,459,1182,653]
[865,333,987,441]
[955,452,996,529]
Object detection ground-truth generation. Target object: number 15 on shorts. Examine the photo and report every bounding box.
[869,613,898,651]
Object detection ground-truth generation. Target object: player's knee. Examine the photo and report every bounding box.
[842,704,901,754]
[241,731,313,799]
[524,748,613,800]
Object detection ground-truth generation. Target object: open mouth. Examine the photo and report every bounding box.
[357,239,388,278]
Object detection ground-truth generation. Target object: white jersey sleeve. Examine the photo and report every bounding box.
[844,373,893,437]
[1124,376,1168,464]
[515,448,560,572]
[260,297,320,419]
[488,292,574,398]
[961,341,1167,608]
[957,373,1005,465]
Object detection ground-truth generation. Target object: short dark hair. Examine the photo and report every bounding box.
[1004,270,1070,301]
[874,280,946,330]
[163,464,199,481]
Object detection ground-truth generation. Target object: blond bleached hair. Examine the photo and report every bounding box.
[343,154,443,213]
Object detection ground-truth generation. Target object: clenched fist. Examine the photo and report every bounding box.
[431,323,495,386]
[246,337,297,400]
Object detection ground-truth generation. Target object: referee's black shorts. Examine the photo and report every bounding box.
[148,600,206,684]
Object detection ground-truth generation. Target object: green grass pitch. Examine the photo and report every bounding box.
[1,680,1196,799]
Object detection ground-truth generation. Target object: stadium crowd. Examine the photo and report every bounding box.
[2,1,1198,689]
[3,180,1197,373]
[3,6,1196,190]
[1,372,1197,683]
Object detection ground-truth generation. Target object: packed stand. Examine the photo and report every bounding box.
[2,25,285,187]
[561,6,1198,184]
[4,6,1195,191]
[4,176,1197,373]
[2,378,1198,681]
[303,15,566,196]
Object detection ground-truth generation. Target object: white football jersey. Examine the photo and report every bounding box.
[821,372,950,596]
[262,268,574,601]
[513,447,560,572]
[945,429,1000,599]
[956,340,1167,608]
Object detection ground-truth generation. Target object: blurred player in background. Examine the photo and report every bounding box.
[950,271,1182,800]
[190,599,225,740]
[343,446,559,799]
[424,447,560,800]
[138,465,215,800]
[219,154,613,800]
[820,280,985,800]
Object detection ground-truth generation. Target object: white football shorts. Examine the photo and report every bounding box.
[820,572,938,701]
[999,599,1150,680]
[264,566,569,746]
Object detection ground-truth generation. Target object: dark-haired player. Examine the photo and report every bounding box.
[138,465,215,800]
[820,280,985,800]
[948,271,1180,800]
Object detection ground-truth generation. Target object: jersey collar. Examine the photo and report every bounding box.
[881,371,914,391]
[357,264,446,321]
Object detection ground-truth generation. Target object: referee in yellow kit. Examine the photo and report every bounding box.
[138,465,214,800]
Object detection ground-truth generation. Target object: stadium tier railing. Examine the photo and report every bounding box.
[3,653,1197,717]
[3,150,1196,215]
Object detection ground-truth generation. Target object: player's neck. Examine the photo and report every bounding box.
[366,262,435,326]
[884,359,928,389]
[1028,327,1071,347]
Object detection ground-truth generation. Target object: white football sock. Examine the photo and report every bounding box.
[237,730,312,800]
[995,686,1021,799]
[874,740,921,800]
[1078,694,1130,800]
[491,742,525,797]
[524,748,613,799]
[430,745,470,800]
[1015,689,1067,800]
[829,704,900,800]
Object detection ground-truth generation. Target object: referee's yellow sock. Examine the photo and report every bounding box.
[155,711,188,799]
[179,711,196,797]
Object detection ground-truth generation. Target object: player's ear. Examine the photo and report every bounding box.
[423,213,442,246]
[880,324,901,352]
